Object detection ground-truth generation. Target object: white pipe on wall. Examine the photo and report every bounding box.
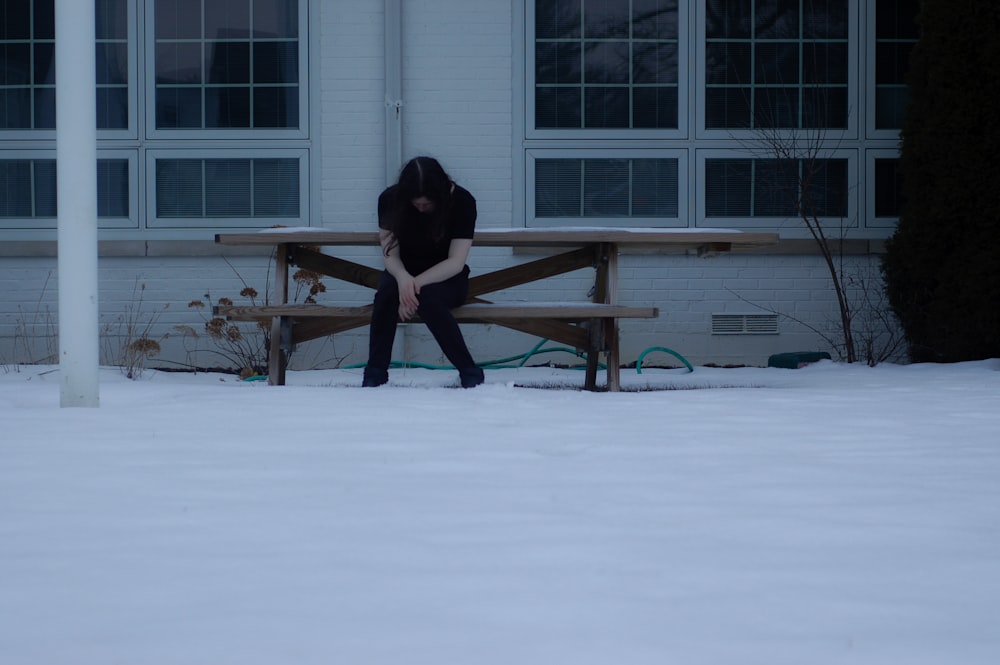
[385,0,410,354]
[56,0,100,407]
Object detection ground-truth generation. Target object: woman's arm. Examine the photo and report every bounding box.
[379,228,410,283]
[380,232,473,321]
[379,228,420,317]
[413,238,472,291]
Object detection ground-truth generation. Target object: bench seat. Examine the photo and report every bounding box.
[214,302,658,391]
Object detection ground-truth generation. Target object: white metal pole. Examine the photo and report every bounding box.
[56,0,100,407]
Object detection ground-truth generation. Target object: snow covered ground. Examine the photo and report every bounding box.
[2,359,999,664]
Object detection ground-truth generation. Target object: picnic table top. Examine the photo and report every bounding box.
[215,227,779,248]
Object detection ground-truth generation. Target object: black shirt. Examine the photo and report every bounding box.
[377,184,477,275]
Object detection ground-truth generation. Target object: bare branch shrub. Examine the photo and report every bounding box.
[12,271,58,366]
[178,254,330,379]
[736,118,903,365]
[101,279,170,379]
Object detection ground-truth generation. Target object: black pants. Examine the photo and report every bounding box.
[366,267,481,379]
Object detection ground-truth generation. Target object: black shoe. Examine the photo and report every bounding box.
[459,366,485,389]
[362,367,388,387]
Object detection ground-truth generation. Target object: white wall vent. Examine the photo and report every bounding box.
[711,313,779,335]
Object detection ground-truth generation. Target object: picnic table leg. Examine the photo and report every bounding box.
[605,318,621,392]
[604,244,621,391]
[268,244,290,386]
[584,338,600,391]
[588,242,623,391]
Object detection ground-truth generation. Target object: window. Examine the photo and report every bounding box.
[148,151,303,228]
[704,156,849,219]
[527,150,686,227]
[0,158,56,218]
[152,0,300,131]
[873,158,900,218]
[0,0,56,130]
[704,0,849,129]
[97,157,131,218]
[865,150,902,228]
[97,0,129,130]
[531,0,682,132]
[536,157,679,218]
[522,1,898,234]
[873,0,917,130]
[0,0,309,238]
[525,1,684,228]
[0,152,133,229]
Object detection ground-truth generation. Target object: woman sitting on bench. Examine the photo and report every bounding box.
[362,156,485,389]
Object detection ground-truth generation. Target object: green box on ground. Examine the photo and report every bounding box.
[767,351,832,369]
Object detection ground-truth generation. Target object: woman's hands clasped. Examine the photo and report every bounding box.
[397,275,420,321]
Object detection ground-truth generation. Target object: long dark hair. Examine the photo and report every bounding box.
[382,156,453,255]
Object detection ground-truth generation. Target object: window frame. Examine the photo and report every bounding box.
[142,0,310,141]
[0,0,313,242]
[525,0,690,141]
[0,148,137,231]
[696,147,860,236]
[520,1,897,237]
[97,0,140,140]
[865,148,902,229]
[0,151,58,229]
[0,0,56,139]
[525,147,689,228]
[0,0,139,141]
[144,146,309,230]
[694,0,860,141]
[865,0,917,140]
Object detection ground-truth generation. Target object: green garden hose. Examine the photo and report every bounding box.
[335,341,693,374]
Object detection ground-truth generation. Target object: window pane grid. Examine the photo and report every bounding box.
[874,0,918,129]
[1,2,307,232]
[0,1,130,130]
[706,157,847,218]
[0,160,45,217]
[0,157,129,220]
[96,0,129,129]
[535,0,679,129]
[705,0,848,129]
[156,157,299,219]
[536,157,678,219]
[154,0,300,130]
[0,0,55,129]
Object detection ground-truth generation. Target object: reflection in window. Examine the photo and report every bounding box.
[0,159,54,216]
[706,157,848,217]
[0,158,129,220]
[536,158,678,218]
[96,0,129,129]
[0,0,55,129]
[154,0,300,129]
[535,0,679,129]
[705,0,849,129]
[875,0,918,129]
[156,158,299,218]
[0,0,129,130]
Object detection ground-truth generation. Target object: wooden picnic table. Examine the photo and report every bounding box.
[214,228,779,391]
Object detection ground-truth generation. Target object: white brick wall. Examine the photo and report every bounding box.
[399,0,513,229]
[0,1,898,373]
[317,1,513,230]
[318,0,386,227]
